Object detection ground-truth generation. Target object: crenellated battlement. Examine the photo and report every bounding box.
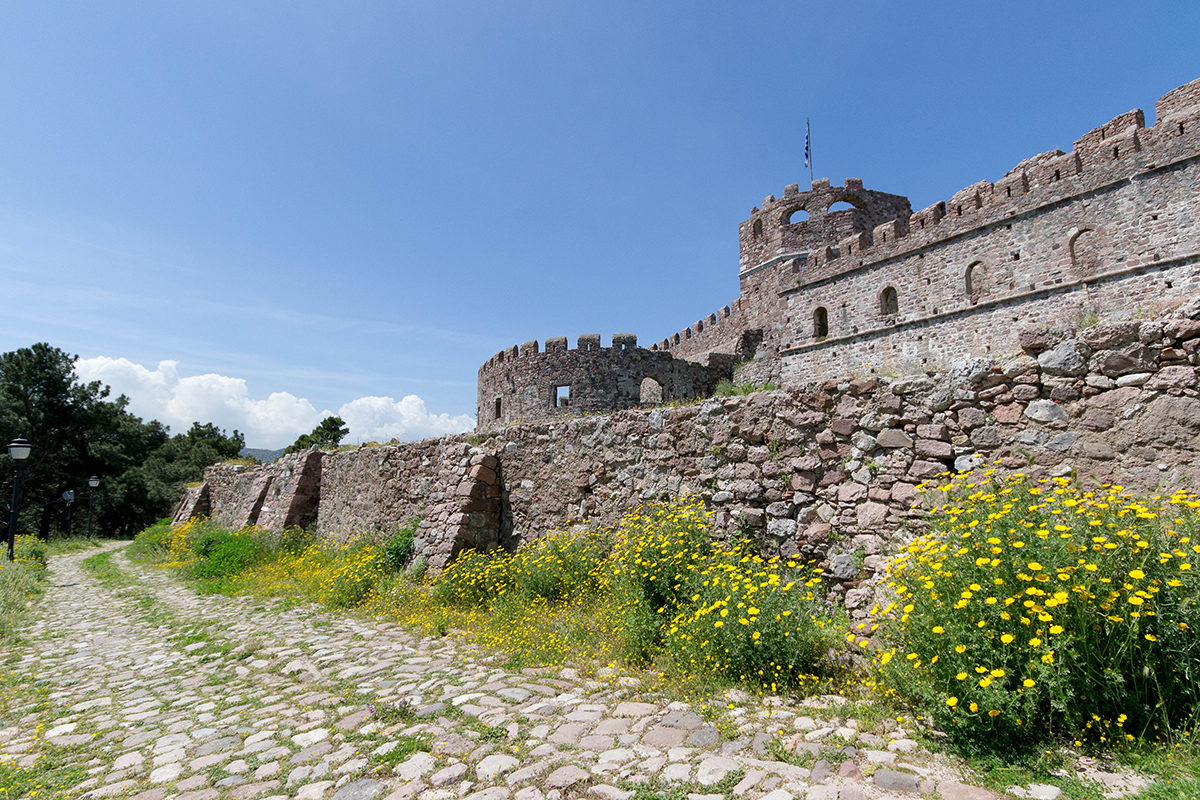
[476,333,733,427]
[477,78,1200,429]
[738,179,912,273]
[477,333,644,378]
[778,80,1200,286]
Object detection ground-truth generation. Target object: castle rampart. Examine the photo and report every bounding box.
[183,297,1200,608]
[628,79,1200,390]
[476,334,734,427]
[774,84,1200,379]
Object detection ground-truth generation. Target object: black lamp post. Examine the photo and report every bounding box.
[87,475,100,540]
[6,437,31,561]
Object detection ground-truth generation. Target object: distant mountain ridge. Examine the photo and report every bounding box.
[241,447,285,463]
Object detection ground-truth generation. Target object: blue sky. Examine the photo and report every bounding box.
[2,2,1198,448]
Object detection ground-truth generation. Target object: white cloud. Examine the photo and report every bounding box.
[75,356,475,449]
[338,395,476,443]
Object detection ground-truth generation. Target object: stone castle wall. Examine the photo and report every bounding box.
[642,79,1200,394]
[476,333,734,427]
[181,298,1200,603]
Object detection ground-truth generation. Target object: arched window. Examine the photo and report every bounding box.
[965,261,986,303]
[640,377,664,404]
[813,306,829,340]
[752,218,763,239]
[880,286,899,316]
[827,195,863,213]
[785,207,809,224]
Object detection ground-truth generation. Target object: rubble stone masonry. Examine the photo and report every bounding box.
[181,297,1200,601]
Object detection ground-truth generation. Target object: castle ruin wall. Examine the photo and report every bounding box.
[653,79,1200,389]
[182,298,1200,609]
[476,334,732,428]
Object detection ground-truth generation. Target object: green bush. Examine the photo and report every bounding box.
[317,540,385,608]
[1,534,49,639]
[508,529,612,602]
[430,547,498,606]
[664,539,839,689]
[12,534,47,569]
[186,529,268,583]
[382,517,420,572]
[872,472,1200,754]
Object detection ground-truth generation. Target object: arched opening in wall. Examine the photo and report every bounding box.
[827,195,863,213]
[965,261,986,304]
[552,385,570,408]
[1069,228,1102,276]
[813,306,829,340]
[640,377,664,405]
[752,218,763,239]
[880,286,899,316]
[785,207,809,224]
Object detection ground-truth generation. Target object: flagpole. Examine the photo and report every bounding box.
[807,119,813,183]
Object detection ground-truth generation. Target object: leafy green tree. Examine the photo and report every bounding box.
[0,343,244,539]
[284,415,349,454]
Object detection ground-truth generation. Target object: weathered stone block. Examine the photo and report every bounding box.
[876,429,914,448]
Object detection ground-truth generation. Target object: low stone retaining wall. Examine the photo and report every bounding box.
[177,299,1200,592]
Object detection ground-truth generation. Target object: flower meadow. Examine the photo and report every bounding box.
[132,472,1200,757]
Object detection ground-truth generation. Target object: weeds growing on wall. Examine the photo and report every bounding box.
[712,378,779,396]
[865,470,1200,755]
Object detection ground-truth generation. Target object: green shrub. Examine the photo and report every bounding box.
[318,540,386,608]
[12,534,47,569]
[508,528,612,602]
[871,472,1200,754]
[186,529,268,583]
[664,539,839,689]
[382,517,420,572]
[609,501,713,621]
[430,547,499,606]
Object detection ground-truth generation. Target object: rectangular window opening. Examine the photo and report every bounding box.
[554,385,570,408]
[494,397,502,419]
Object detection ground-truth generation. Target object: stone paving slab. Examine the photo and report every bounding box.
[0,546,1060,799]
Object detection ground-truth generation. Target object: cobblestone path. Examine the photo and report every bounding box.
[1,547,1091,800]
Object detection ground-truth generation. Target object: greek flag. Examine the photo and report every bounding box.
[804,119,811,170]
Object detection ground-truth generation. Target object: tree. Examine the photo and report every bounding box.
[0,343,245,539]
[284,416,349,454]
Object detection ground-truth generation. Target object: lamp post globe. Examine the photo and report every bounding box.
[87,475,100,541]
[8,438,31,461]
[6,437,31,561]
